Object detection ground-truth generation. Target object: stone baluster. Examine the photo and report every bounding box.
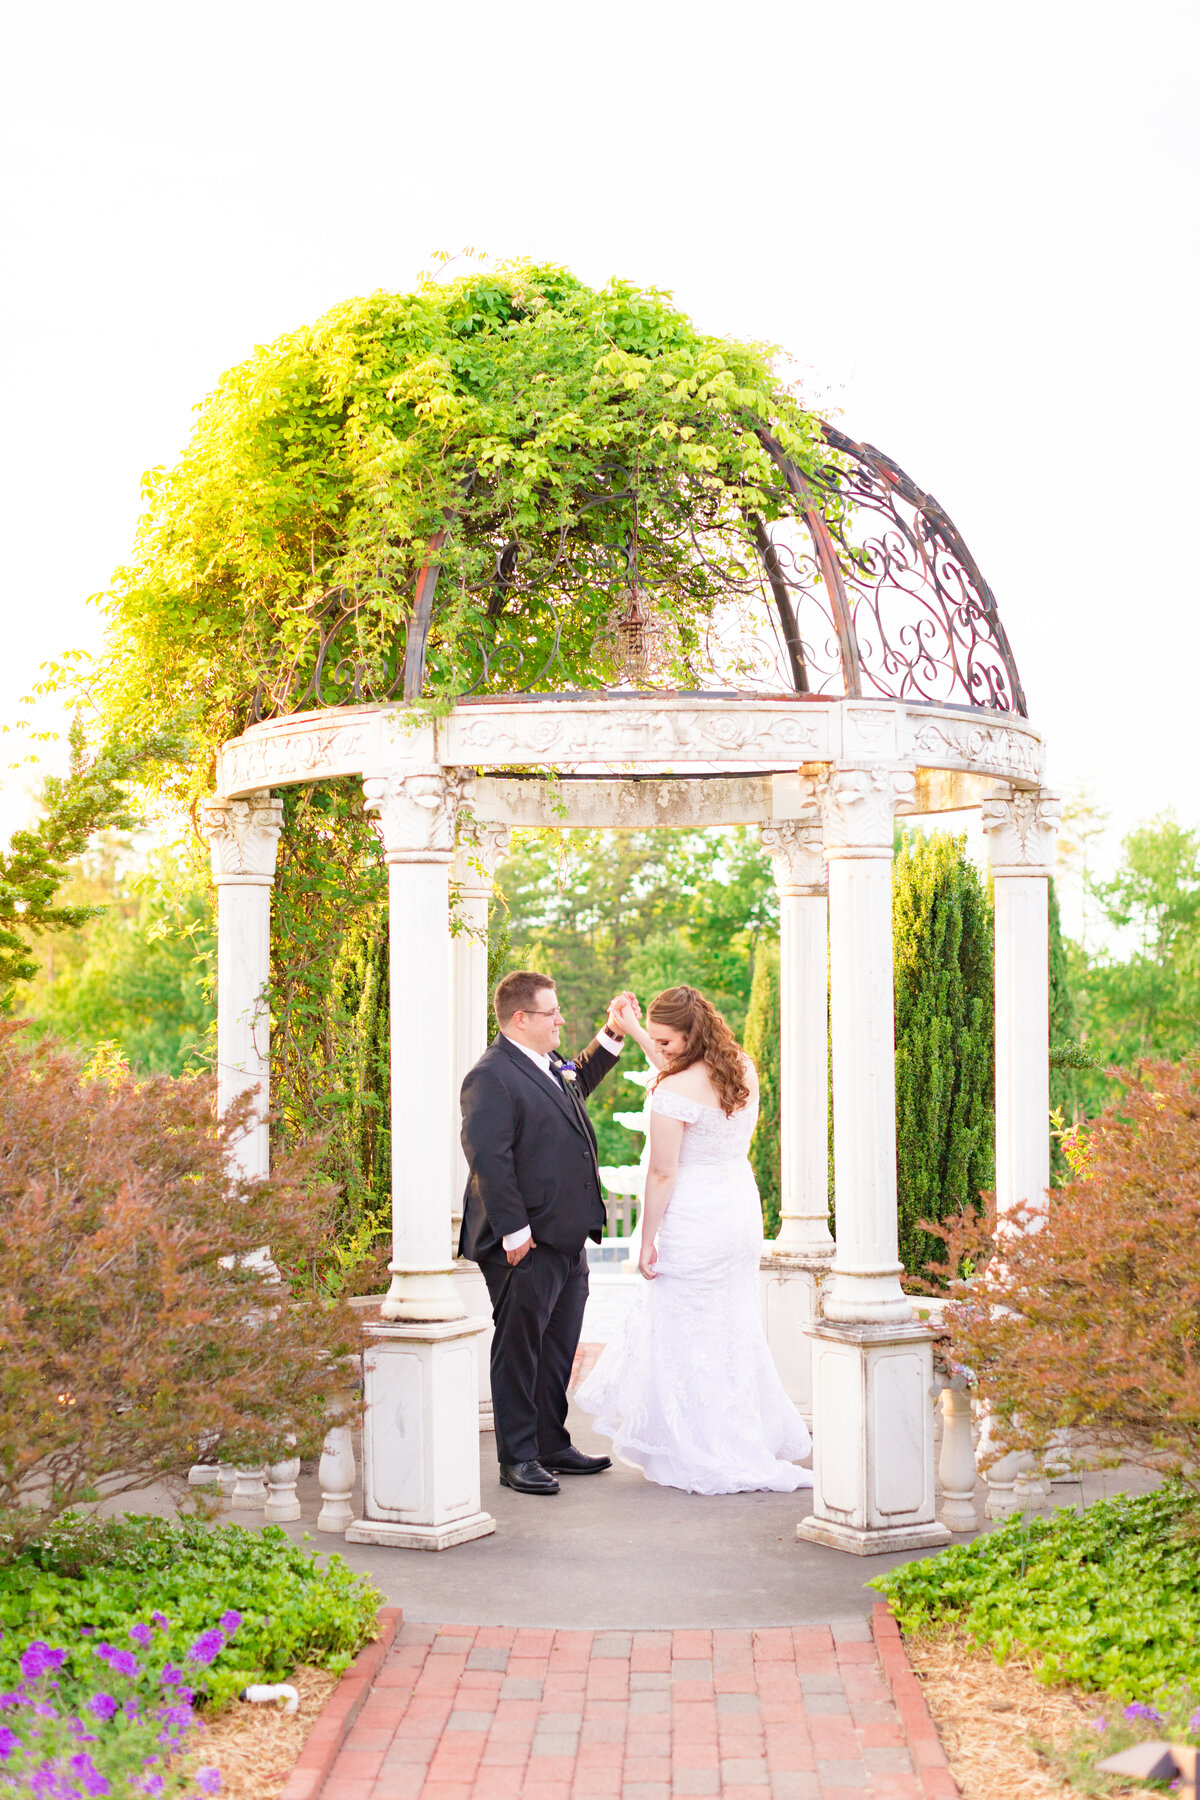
[264,1446,302,1523]
[980,786,1061,1520]
[230,1467,268,1508]
[346,765,495,1551]
[758,816,833,1424]
[938,1380,980,1533]
[797,765,950,1555]
[317,1396,358,1535]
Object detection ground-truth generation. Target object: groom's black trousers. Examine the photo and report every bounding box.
[478,1245,589,1467]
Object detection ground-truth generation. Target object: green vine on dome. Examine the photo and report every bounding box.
[94,261,834,805]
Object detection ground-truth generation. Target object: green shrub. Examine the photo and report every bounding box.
[0,1513,382,1708]
[874,1487,1200,1703]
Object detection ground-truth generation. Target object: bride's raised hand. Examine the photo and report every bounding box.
[638,1242,659,1281]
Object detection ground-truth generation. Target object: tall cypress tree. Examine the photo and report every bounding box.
[743,938,782,1237]
[893,831,994,1278]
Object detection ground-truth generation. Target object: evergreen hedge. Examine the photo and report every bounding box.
[893,830,994,1276]
[744,942,782,1236]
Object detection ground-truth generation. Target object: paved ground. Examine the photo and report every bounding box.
[319,1617,926,1800]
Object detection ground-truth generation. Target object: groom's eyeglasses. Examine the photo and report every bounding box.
[522,1007,565,1020]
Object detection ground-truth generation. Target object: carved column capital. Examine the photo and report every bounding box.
[363,768,467,863]
[199,791,284,883]
[981,789,1062,876]
[454,818,512,890]
[761,819,826,895]
[803,765,917,856]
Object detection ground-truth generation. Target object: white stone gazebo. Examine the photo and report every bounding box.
[199,423,1059,1555]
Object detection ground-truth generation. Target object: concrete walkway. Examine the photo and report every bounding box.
[319,1617,929,1800]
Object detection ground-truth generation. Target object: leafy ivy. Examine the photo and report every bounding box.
[94,262,832,805]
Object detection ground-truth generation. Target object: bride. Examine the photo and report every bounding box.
[576,985,813,1495]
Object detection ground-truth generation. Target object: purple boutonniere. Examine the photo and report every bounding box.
[559,1061,578,1083]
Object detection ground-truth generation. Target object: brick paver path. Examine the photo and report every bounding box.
[320,1618,925,1800]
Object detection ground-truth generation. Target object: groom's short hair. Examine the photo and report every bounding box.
[494,970,555,1025]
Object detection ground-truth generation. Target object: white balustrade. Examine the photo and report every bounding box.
[230,1466,268,1508]
[937,1382,980,1533]
[264,1450,302,1523]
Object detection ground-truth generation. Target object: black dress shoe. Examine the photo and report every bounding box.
[539,1447,613,1475]
[499,1460,560,1495]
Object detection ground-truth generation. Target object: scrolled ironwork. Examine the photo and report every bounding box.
[248,428,1026,722]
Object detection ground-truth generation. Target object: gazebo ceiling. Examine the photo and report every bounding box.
[249,422,1026,727]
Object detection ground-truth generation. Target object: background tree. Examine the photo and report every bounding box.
[495,825,777,1162]
[893,830,994,1277]
[17,838,214,1075]
[1076,814,1200,1091]
[743,940,781,1236]
[1,723,176,1012]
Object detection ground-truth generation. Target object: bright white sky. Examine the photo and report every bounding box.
[2,0,1197,927]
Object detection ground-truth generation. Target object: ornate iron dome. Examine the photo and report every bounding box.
[248,425,1026,723]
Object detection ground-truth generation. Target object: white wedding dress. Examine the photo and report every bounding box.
[576,1085,814,1494]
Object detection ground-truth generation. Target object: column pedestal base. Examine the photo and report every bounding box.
[346,1317,495,1553]
[797,1317,951,1557]
[346,1513,496,1552]
[759,1247,834,1425]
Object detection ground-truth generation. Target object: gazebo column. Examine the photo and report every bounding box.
[347,768,495,1551]
[797,766,950,1555]
[759,818,833,1424]
[450,821,512,1252]
[979,785,1061,1516]
[450,818,510,1434]
[199,791,284,1184]
[193,791,283,1491]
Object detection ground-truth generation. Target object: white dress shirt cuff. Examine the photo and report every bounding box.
[597,1028,625,1056]
[502,1226,532,1251]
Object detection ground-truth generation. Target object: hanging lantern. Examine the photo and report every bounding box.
[592,581,678,688]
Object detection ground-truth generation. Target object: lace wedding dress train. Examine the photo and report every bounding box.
[576,1087,814,1495]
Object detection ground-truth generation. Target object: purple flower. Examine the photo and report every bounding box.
[68,1752,111,1797]
[185,1629,226,1667]
[1190,1709,1200,1735]
[79,1626,94,1637]
[195,1771,223,1795]
[88,1694,118,1723]
[1090,1716,1108,1732]
[218,1610,242,1634]
[108,1651,139,1679]
[1124,1702,1165,1725]
[129,1623,153,1649]
[0,1725,20,1759]
[142,1781,164,1798]
[150,1613,170,1632]
[20,1642,67,1682]
[0,1692,22,1712]
[122,1698,139,1720]
[160,1664,182,1687]
[33,1701,58,1718]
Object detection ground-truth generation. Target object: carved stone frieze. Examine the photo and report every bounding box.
[442,703,827,766]
[363,768,467,863]
[805,765,918,852]
[200,791,284,881]
[219,719,377,796]
[981,790,1062,873]
[906,715,1044,783]
[761,819,826,894]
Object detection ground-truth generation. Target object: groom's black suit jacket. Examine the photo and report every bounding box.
[458,1033,619,1263]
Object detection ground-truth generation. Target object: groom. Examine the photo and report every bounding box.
[459,971,632,1495]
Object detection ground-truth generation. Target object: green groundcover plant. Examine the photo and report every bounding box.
[0,1514,382,1797]
[873,1487,1200,1710]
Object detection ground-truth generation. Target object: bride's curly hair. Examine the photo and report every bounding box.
[647,986,751,1117]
